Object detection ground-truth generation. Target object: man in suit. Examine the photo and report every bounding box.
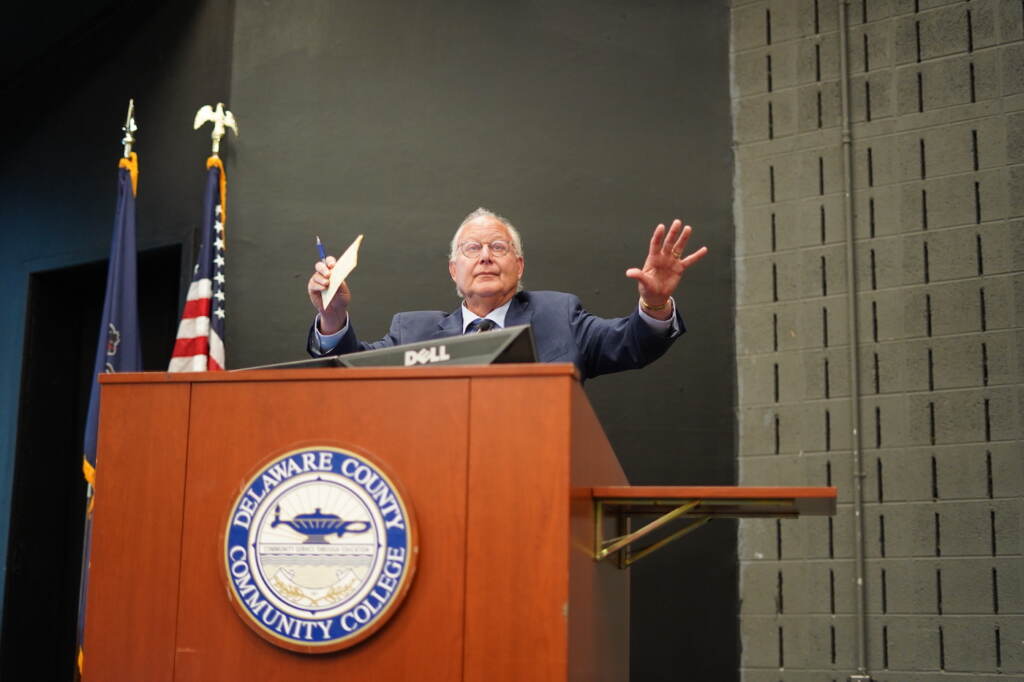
[306,208,707,381]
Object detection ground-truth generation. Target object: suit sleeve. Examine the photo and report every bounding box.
[568,295,686,380]
[307,316,404,357]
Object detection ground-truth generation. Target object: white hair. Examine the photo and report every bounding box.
[448,207,525,297]
[448,207,524,262]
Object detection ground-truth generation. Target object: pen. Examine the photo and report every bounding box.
[316,235,327,264]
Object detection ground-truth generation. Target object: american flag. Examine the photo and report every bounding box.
[169,157,227,371]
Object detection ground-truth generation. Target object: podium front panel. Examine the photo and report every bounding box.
[463,376,573,681]
[83,382,191,682]
[84,366,627,682]
[173,376,470,680]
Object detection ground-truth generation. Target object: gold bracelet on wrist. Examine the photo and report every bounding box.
[640,297,668,312]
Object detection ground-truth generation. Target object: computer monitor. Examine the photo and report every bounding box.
[237,324,537,371]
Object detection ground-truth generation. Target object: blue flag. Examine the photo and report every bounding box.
[82,154,142,470]
[77,152,142,675]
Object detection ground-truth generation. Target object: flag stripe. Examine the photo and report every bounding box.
[168,355,208,372]
[171,335,210,357]
[173,316,210,340]
[185,278,213,300]
[209,329,226,368]
[181,296,212,319]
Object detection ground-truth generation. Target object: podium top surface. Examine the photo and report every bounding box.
[99,363,579,385]
[592,485,837,517]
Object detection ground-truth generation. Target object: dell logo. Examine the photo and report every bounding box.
[404,345,452,366]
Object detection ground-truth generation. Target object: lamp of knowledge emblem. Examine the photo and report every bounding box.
[223,446,418,653]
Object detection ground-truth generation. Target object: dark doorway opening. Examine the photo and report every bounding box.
[0,243,181,681]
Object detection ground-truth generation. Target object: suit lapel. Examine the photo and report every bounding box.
[433,306,464,339]
[504,292,532,328]
[433,294,531,340]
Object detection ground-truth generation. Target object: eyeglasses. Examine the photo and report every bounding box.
[457,240,514,258]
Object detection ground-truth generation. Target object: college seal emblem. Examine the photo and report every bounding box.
[223,445,417,653]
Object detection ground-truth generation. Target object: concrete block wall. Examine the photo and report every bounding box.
[732,0,1023,679]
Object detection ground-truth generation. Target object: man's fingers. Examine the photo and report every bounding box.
[325,282,351,312]
[661,220,683,254]
[311,255,340,294]
[680,245,709,268]
[670,224,692,255]
[625,267,654,290]
[648,224,666,255]
[308,255,347,319]
[314,255,337,275]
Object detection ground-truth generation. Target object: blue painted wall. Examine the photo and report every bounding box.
[0,0,233,613]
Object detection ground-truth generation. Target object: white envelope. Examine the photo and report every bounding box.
[322,234,364,309]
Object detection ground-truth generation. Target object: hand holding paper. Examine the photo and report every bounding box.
[306,234,364,335]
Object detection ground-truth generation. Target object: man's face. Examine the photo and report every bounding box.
[448,216,524,306]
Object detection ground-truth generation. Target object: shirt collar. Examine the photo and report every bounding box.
[460,299,512,332]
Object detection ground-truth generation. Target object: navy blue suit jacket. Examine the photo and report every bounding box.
[308,290,685,381]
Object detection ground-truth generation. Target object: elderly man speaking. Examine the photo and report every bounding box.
[306,208,707,381]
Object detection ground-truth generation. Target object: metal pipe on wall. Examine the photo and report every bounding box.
[837,1,871,680]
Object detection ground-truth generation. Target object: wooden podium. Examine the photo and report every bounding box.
[83,364,631,682]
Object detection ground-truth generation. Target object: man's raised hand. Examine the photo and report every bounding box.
[625,219,708,319]
[307,256,351,334]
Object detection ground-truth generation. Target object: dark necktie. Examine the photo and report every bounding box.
[466,318,499,333]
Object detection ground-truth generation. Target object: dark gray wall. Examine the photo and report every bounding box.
[0,0,737,678]
[229,2,736,679]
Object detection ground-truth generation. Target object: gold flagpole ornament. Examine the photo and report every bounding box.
[193,102,239,157]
